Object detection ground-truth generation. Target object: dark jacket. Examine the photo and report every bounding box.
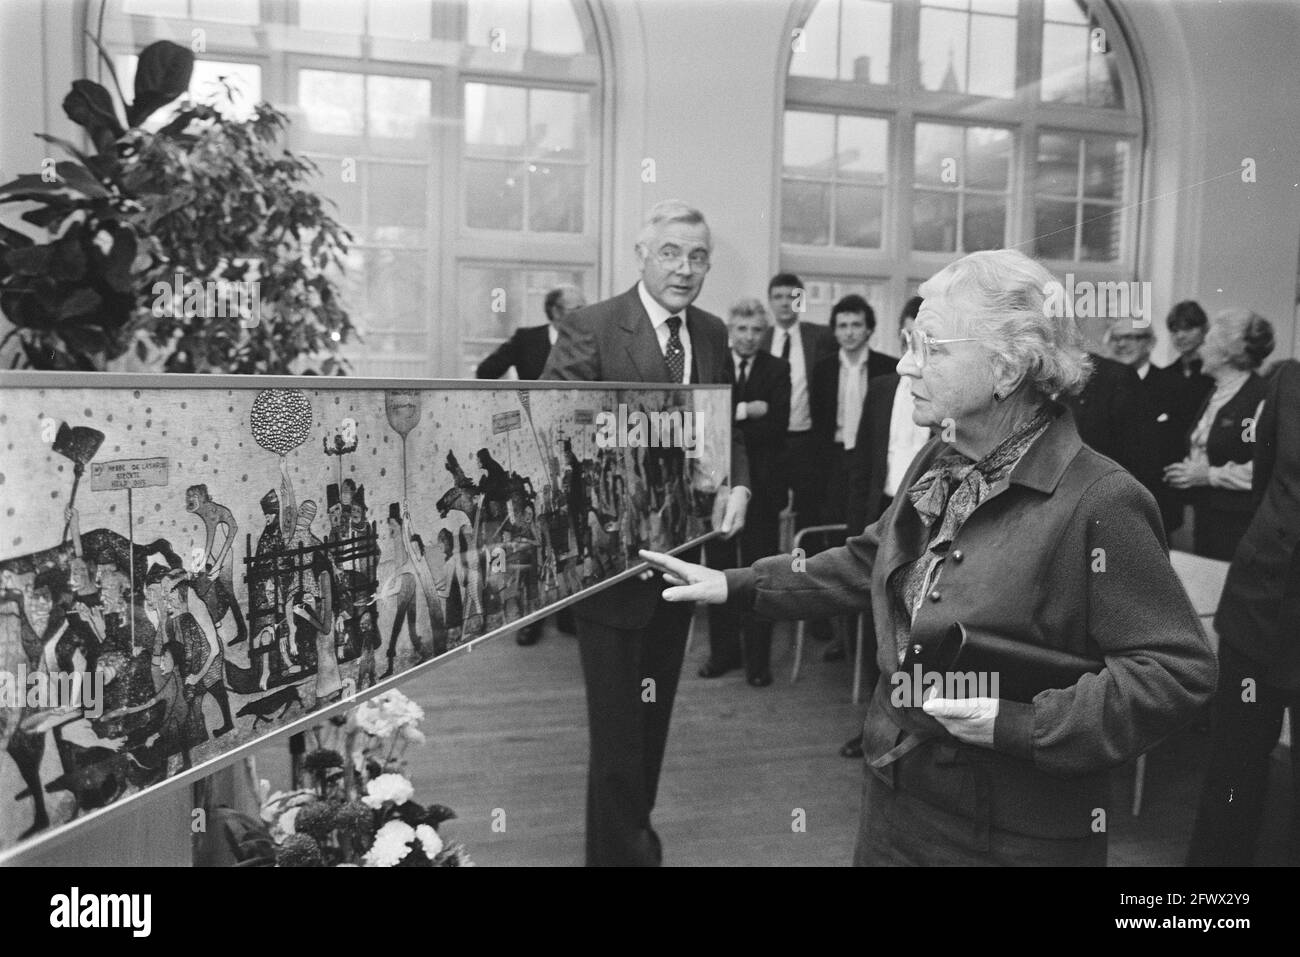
[1064,354,1163,504]
[845,372,899,534]
[1187,372,1269,514]
[759,321,835,424]
[1214,360,1300,688]
[724,401,1216,840]
[730,350,791,513]
[476,324,553,381]
[809,349,898,448]
[542,285,750,629]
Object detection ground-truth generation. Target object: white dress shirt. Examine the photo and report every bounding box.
[1135,360,1151,380]
[835,348,869,450]
[771,322,811,431]
[547,324,558,347]
[638,281,692,384]
[885,377,933,498]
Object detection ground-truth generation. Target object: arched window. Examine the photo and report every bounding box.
[104,0,605,377]
[783,0,1142,349]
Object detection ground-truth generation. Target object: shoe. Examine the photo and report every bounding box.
[823,644,846,662]
[380,658,395,680]
[746,671,772,688]
[516,624,542,646]
[697,660,740,679]
[839,734,864,759]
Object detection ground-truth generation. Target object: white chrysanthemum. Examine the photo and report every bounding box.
[362,773,414,809]
[415,824,443,858]
[364,820,415,867]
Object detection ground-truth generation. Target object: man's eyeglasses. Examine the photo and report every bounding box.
[652,245,710,273]
[902,328,980,368]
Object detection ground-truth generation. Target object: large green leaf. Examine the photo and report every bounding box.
[63,79,125,154]
[128,41,195,127]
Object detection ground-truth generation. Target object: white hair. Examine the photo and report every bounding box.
[636,199,711,250]
[727,297,770,326]
[918,249,1093,398]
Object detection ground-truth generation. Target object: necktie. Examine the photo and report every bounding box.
[665,315,685,383]
[780,331,791,362]
[736,357,749,395]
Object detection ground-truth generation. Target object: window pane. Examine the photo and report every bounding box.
[789,0,838,79]
[972,0,1017,14]
[189,60,262,119]
[919,7,968,93]
[1036,133,1080,196]
[840,0,892,84]
[968,13,1016,98]
[784,111,836,175]
[837,115,888,181]
[465,84,528,154]
[529,164,584,232]
[310,158,364,232]
[915,123,963,187]
[782,181,831,245]
[191,0,259,23]
[530,89,588,159]
[1088,45,1124,108]
[368,163,429,243]
[367,76,432,140]
[1083,138,1128,201]
[1041,22,1088,103]
[299,70,365,135]
[531,0,586,54]
[366,249,428,331]
[122,0,187,16]
[1033,199,1076,259]
[965,126,1011,189]
[834,184,884,247]
[465,160,525,229]
[913,191,959,252]
[1044,0,1089,25]
[1080,204,1123,261]
[459,265,519,339]
[962,193,1006,250]
[368,0,432,39]
[298,0,366,33]
[466,0,529,49]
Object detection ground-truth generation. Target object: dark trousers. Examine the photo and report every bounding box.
[822,442,854,527]
[575,595,695,866]
[1192,506,1254,562]
[779,431,823,530]
[704,493,781,678]
[1187,640,1300,865]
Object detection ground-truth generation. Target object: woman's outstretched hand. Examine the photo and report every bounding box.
[638,550,729,605]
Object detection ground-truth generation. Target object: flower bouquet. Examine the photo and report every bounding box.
[260,689,473,867]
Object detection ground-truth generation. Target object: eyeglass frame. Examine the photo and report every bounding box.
[647,243,711,273]
[902,328,981,368]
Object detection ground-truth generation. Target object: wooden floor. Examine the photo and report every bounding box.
[255,612,1296,867]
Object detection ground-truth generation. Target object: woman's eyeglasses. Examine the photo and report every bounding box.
[902,328,980,369]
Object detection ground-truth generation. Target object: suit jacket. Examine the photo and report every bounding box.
[1187,372,1269,515]
[1153,359,1214,454]
[845,372,900,535]
[724,401,1215,840]
[1215,360,1300,688]
[759,321,836,429]
[731,350,791,513]
[542,285,751,628]
[1063,354,1163,506]
[476,324,553,381]
[809,349,898,448]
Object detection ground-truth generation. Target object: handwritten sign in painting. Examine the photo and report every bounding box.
[90,457,170,491]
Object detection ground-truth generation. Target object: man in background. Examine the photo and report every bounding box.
[477,284,587,381]
[701,299,790,687]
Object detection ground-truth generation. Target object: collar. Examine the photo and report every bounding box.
[923,400,1082,496]
[774,321,798,340]
[637,281,681,330]
[732,348,753,367]
[1135,360,1151,379]
[1212,368,1250,394]
[839,348,868,370]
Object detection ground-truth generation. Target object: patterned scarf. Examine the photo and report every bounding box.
[891,403,1054,661]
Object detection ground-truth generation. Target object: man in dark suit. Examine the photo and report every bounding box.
[1149,301,1215,533]
[476,284,587,381]
[809,294,897,526]
[701,298,791,687]
[478,283,586,645]
[761,274,836,530]
[1189,358,1300,865]
[1062,350,1163,510]
[542,200,750,866]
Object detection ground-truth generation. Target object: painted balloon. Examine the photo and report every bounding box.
[385,390,421,438]
[251,389,312,456]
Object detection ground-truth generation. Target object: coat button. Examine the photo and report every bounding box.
[951,550,964,563]
[929,590,941,602]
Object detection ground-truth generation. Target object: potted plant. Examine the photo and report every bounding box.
[0,38,357,374]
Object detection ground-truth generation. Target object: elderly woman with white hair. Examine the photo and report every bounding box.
[1163,307,1275,560]
[641,249,1217,866]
